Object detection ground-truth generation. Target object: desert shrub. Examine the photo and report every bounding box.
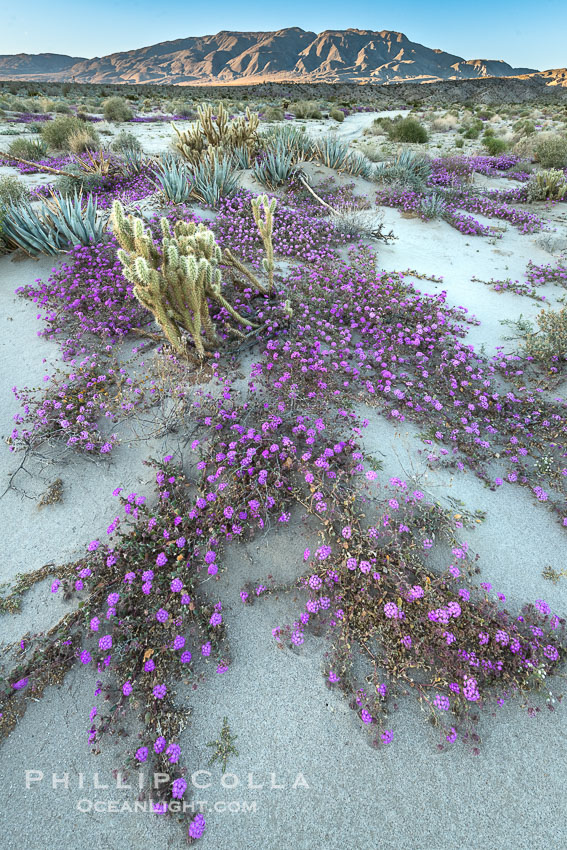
[102,96,133,123]
[68,128,101,154]
[431,114,458,132]
[167,100,192,118]
[54,166,106,197]
[38,97,55,113]
[455,138,464,149]
[534,135,567,169]
[387,118,428,144]
[292,101,322,120]
[263,106,284,122]
[329,205,383,238]
[514,119,536,136]
[7,136,49,161]
[358,140,385,162]
[526,169,567,202]
[329,107,345,123]
[513,134,538,160]
[463,126,481,140]
[110,130,142,154]
[521,306,567,366]
[363,117,387,137]
[42,115,91,150]
[53,102,72,114]
[0,174,30,206]
[482,136,508,156]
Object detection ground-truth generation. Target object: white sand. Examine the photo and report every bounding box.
[0,114,566,850]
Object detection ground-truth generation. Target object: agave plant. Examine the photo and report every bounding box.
[44,191,105,246]
[313,135,351,171]
[418,192,449,221]
[253,143,297,190]
[190,150,239,207]
[0,190,105,256]
[150,154,192,203]
[232,144,253,169]
[342,151,374,180]
[374,148,433,193]
[259,125,314,163]
[118,145,146,177]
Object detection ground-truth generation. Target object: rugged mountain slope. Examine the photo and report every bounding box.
[0,28,539,85]
[0,52,86,76]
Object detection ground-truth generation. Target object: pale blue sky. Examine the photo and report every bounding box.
[1,1,565,71]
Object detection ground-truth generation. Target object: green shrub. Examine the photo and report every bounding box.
[534,135,567,169]
[292,101,322,120]
[54,167,106,197]
[110,130,142,154]
[170,100,193,118]
[454,138,464,149]
[0,174,30,206]
[53,102,72,114]
[524,306,567,366]
[387,118,428,144]
[102,96,133,123]
[41,115,92,151]
[329,107,345,123]
[513,119,535,136]
[483,136,508,155]
[7,136,48,161]
[263,106,284,122]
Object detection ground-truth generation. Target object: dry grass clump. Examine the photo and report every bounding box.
[68,129,100,154]
[357,140,387,162]
[430,113,459,132]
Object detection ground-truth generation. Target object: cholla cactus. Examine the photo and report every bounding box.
[111,200,256,358]
[172,103,259,165]
[251,194,276,293]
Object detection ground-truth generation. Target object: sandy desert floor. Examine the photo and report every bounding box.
[0,107,566,850]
